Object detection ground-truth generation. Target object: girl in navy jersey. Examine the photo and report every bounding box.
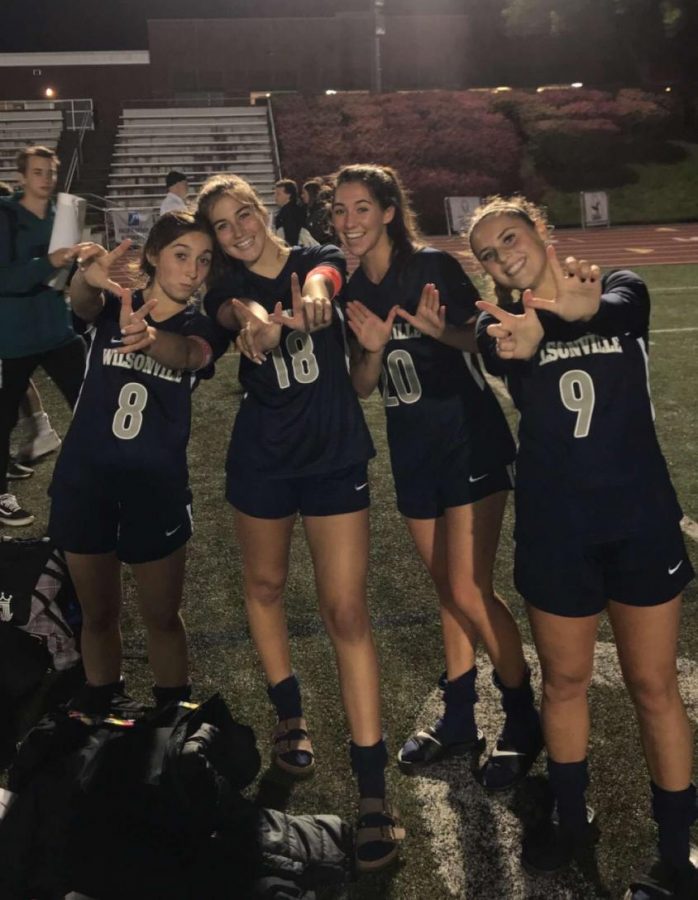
[470,196,696,898]
[48,211,228,713]
[197,174,403,873]
[331,164,542,791]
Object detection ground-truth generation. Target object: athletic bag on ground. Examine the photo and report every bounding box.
[0,536,81,697]
[0,693,352,899]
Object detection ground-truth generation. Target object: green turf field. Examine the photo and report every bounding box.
[6,263,698,899]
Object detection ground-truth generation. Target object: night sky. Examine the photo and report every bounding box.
[2,0,467,52]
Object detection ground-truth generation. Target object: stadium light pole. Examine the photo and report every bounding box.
[373,0,386,93]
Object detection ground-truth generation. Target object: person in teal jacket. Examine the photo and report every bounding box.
[0,146,85,527]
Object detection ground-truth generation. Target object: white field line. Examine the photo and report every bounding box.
[650,327,698,333]
[411,643,698,899]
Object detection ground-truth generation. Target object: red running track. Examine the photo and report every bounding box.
[109,222,698,287]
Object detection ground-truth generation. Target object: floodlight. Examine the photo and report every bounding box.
[44,87,56,98]
[571,82,583,88]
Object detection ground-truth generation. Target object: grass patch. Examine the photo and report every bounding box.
[5,262,698,898]
[542,141,698,227]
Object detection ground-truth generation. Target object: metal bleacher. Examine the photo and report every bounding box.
[105,106,277,211]
[0,109,64,185]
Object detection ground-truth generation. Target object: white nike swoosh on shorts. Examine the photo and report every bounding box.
[668,560,683,575]
[468,473,489,483]
[354,482,368,491]
[165,525,182,537]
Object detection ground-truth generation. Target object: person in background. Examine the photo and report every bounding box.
[159,170,189,217]
[301,178,333,245]
[471,195,696,899]
[0,147,85,526]
[274,178,306,247]
[0,179,61,479]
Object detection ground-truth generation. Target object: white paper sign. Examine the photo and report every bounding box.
[444,196,481,235]
[581,191,610,228]
[47,192,87,289]
[108,208,156,245]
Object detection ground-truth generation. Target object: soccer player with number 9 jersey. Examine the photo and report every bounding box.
[471,195,696,898]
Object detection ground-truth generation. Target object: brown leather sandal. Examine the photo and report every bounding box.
[270,716,315,778]
[355,797,406,873]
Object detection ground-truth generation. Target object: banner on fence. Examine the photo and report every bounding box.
[108,208,156,245]
[580,191,610,228]
[444,196,481,235]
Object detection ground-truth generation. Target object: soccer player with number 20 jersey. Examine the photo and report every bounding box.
[332,165,543,794]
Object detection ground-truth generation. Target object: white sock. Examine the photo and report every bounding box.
[31,411,52,435]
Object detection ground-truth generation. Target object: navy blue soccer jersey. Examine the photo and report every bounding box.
[204,244,375,478]
[476,269,683,543]
[345,247,516,480]
[50,290,228,497]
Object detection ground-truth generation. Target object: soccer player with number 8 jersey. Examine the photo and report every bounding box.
[198,174,404,873]
[470,195,696,899]
[332,164,543,792]
[48,211,229,713]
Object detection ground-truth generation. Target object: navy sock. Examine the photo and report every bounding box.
[152,683,192,708]
[651,781,697,871]
[494,667,540,745]
[351,739,388,799]
[267,673,303,721]
[438,665,478,744]
[547,757,589,832]
[74,679,126,714]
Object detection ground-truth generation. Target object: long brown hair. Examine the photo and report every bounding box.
[333,164,423,274]
[468,195,551,309]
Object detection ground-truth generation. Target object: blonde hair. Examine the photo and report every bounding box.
[467,195,551,308]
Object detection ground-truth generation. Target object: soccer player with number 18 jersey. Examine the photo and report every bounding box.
[198,174,403,874]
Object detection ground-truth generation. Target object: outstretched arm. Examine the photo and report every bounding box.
[395,282,478,352]
[475,296,544,363]
[116,290,212,371]
[345,300,398,398]
[69,240,132,321]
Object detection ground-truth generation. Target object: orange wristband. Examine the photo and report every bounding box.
[306,265,343,300]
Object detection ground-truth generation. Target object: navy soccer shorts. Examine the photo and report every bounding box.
[226,461,370,519]
[515,520,695,617]
[394,450,514,520]
[48,474,192,564]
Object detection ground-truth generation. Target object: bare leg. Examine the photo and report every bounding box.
[444,492,526,687]
[405,515,478,679]
[526,606,599,762]
[609,595,693,791]
[132,544,188,687]
[65,551,122,686]
[304,509,381,746]
[234,509,295,687]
